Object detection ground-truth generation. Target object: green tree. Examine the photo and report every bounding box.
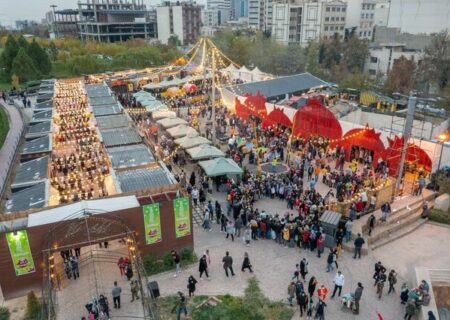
[26,291,41,320]
[321,35,342,69]
[306,41,320,75]
[48,41,58,61]
[419,30,450,90]
[11,74,20,90]
[0,35,19,80]
[343,36,369,72]
[11,48,40,82]
[28,39,51,75]
[339,71,372,91]
[243,277,268,319]
[16,35,29,49]
[383,55,416,95]
[0,306,10,320]
[168,35,181,48]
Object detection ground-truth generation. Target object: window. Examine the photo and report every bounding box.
[370,56,377,63]
[340,26,344,30]
[363,31,367,36]
[362,4,365,9]
[367,31,371,37]
[325,17,329,21]
[326,7,330,12]
[332,7,336,12]
[324,26,328,31]
[370,13,374,19]
[341,17,345,21]
[359,31,362,36]
[336,7,340,12]
[365,13,369,19]
[342,7,346,12]
[330,26,334,31]
[331,17,335,21]
[369,69,376,75]
[361,13,364,19]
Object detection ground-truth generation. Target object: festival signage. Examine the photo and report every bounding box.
[5,230,36,276]
[173,197,191,238]
[143,203,162,245]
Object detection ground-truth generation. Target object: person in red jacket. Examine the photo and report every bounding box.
[317,284,329,301]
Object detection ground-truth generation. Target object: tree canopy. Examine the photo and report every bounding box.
[11,47,40,83]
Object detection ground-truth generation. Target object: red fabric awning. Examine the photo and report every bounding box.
[262,107,292,128]
[291,97,342,140]
[386,136,432,175]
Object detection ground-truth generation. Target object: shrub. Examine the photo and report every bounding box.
[26,291,41,320]
[0,307,10,320]
[163,252,175,268]
[180,248,194,261]
[143,249,197,275]
[429,209,450,225]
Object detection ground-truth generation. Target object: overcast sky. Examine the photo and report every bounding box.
[0,0,449,34]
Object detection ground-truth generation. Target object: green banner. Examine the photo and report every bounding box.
[143,203,162,245]
[174,197,191,238]
[6,230,36,276]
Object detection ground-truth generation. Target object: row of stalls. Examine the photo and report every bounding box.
[221,64,273,83]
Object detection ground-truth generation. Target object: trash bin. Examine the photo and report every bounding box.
[319,210,342,248]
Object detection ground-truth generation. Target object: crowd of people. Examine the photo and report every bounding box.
[51,81,110,204]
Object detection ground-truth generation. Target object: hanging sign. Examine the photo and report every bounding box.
[143,203,162,245]
[6,230,36,276]
[173,197,191,238]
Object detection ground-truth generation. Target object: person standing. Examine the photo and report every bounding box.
[199,255,209,279]
[315,300,327,320]
[176,291,188,320]
[331,271,345,298]
[203,209,211,231]
[125,263,133,281]
[300,258,308,280]
[117,257,125,276]
[112,281,122,309]
[375,270,387,299]
[353,233,365,259]
[308,277,318,299]
[287,282,296,306]
[298,291,308,317]
[380,202,391,222]
[317,285,329,301]
[367,214,376,236]
[344,219,353,242]
[241,252,253,273]
[404,299,417,320]
[353,282,364,315]
[243,226,251,247]
[71,256,80,280]
[234,216,243,237]
[130,280,140,302]
[187,275,198,297]
[222,251,235,277]
[225,220,235,241]
[326,250,334,272]
[387,269,397,294]
[172,250,181,277]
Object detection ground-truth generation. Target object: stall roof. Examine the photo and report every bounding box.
[37,93,53,103]
[4,181,48,214]
[96,114,130,130]
[85,83,111,98]
[92,103,122,116]
[100,127,142,147]
[89,95,116,106]
[107,144,155,169]
[11,156,49,189]
[26,121,51,138]
[226,73,327,99]
[27,196,140,227]
[116,166,174,193]
[35,100,53,110]
[21,135,52,155]
[31,109,53,122]
[319,210,342,226]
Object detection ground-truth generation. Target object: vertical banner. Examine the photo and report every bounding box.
[143,203,162,245]
[173,197,191,238]
[6,230,36,276]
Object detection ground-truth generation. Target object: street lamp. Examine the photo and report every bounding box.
[433,132,448,192]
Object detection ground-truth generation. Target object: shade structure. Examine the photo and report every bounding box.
[145,104,167,113]
[199,157,243,177]
[152,109,176,120]
[167,125,198,138]
[292,97,343,141]
[175,134,211,149]
[157,116,188,128]
[186,144,225,160]
[235,92,268,121]
[133,90,148,98]
[385,136,432,176]
[136,93,156,103]
[332,127,386,167]
[262,106,292,128]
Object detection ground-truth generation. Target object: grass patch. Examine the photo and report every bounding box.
[157,278,295,320]
[429,209,450,225]
[0,82,11,92]
[0,105,9,149]
[143,248,197,276]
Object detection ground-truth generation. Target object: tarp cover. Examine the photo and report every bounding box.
[262,106,292,128]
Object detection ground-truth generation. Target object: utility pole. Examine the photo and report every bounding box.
[211,46,216,144]
[395,93,416,196]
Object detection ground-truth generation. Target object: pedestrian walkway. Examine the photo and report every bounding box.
[0,100,24,197]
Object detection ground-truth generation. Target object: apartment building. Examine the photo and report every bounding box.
[320,0,347,40]
[248,0,273,32]
[345,0,376,39]
[156,2,202,45]
[207,0,232,24]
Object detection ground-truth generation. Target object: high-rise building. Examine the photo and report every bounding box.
[320,0,347,40]
[77,0,157,42]
[231,0,248,19]
[248,0,273,32]
[345,0,376,39]
[207,0,232,25]
[47,9,79,39]
[156,2,202,45]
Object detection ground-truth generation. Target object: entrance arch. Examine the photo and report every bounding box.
[40,210,157,320]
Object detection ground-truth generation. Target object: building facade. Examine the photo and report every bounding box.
[207,0,232,24]
[47,9,79,39]
[77,0,156,42]
[231,0,249,19]
[320,0,347,40]
[248,0,273,32]
[156,2,202,45]
[344,0,375,39]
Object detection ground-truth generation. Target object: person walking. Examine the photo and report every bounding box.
[331,271,345,298]
[98,294,110,318]
[300,258,308,280]
[375,270,387,299]
[380,202,391,222]
[344,219,353,242]
[387,269,397,294]
[308,276,318,299]
[71,256,80,280]
[353,282,364,315]
[172,250,181,277]
[373,261,386,286]
[125,263,133,281]
[353,233,365,259]
[243,226,251,246]
[203,209,212,231]
[111,281,122,309]
[222,251,235,277]
[176,291,188,320]
[241,252,253,273]
[130,280,140,302]
[117,257,126,276]
[199,255,209,279]
[367,214,376,236]
[326,250,334,272]
[225,220,235,241]
[404,299,416,320]
[315,300,326,320]
[234,216,243,237]
[306,297,314,320]
[298,291,308,317]
[187,275,198,297]
[287,282,296,306]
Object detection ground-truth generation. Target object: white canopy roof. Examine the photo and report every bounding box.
[239,66,251,73]
[152,109,176,119]
[186,144,225,160]
[251,67,264,75]
[167,125,198,138]
[157,116,188,128]
[222,64,239,72]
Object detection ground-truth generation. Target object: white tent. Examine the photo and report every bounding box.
[151,109,176,119]
[239,66,253,82]
[186,144,225,160]
[157,116,188,128]
[175,133,211,149]
[167,125,198,138]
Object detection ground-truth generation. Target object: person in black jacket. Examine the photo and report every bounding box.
[298,291,308,317]
[241,252,253,273]
[353,282,364,314]
[353,233,365,259]
[199,255,209,278]
[187,275,198,297]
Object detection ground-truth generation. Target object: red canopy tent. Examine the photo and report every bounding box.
[262,107,293,128]
[385,136,432,176]
[333,127,386,167]
[234,92,268,121]
[235,97,251,120]
[291,98,343,141]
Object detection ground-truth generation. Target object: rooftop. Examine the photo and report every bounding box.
[35,100,53,110]
[107,144,155,169]
[11,156,49,189]
[96,114,130,130]
[5,181,48,214]
[26,121,52,138]
[85,83,111,98]
[100,127,142,147]
[89,95,116,106]
[115,166,175,193]
[92,104,122,116]
[31,109,53,122]
[226,73,328,100]
[21,135,52,155]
